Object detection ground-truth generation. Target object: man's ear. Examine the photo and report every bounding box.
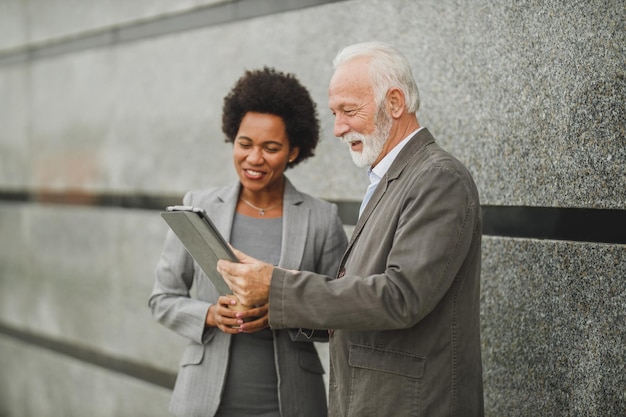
[387,88,405,118]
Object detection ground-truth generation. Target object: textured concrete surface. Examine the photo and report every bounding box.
[1,0,623,204]
[0,0,225,50]
[481,237,626,416]
[0,204,185,368]
[0,335,172,417]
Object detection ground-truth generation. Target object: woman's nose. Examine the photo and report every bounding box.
[246,147,264,164]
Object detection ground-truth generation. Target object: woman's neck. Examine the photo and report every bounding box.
[237,178,285,217]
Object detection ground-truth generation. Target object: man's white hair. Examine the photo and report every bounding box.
[333,41,420,113]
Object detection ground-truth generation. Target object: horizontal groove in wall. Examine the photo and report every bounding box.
[0,322,176,390]
[481,205,626,244]
[1,190,625,243]
[0,0,345,65]
[0,189,183,211]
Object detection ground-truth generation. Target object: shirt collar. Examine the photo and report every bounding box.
[367,127,424,184]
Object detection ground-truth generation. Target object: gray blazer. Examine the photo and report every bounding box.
[150,178,348,417]
[269,129,484,416]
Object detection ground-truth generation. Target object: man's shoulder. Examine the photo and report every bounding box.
[406,139,471,175]
[395,141,478,200]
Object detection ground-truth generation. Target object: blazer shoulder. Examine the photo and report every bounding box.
[284,178,337,211]
[294,190,339,215]
[183,183,239,207]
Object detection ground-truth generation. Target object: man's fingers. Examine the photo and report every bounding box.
[216,261,249,300]
[217,262,240,294]
[229,247,259,264]
[217,258,239,277]
[230,246,244,258]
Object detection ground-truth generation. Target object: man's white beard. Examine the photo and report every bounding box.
[341,107,393,168]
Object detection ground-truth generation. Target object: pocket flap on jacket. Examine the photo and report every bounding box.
[348,343,424,379]
[180,343,204,367]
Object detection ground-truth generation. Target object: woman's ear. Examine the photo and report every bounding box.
[288,146,300,163]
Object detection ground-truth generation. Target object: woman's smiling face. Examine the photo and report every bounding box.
[233,112,299,195]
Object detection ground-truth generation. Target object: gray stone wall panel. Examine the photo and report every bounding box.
[0,335,172,417]
[0,0,28,51]
[0,0,229,51]
[481,236,626,416]
[2,0,624,205]
[0,64,30,189]
[0,204,184,370]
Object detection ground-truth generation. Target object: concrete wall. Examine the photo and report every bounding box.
[0,0,624,416]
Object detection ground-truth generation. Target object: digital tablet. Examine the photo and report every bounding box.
[161,205,238,295]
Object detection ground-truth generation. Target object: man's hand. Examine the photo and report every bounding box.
[217,247,274,307]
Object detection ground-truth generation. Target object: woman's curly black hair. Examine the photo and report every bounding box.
[222,67,320,168]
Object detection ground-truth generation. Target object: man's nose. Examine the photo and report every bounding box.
[333,114,350,137]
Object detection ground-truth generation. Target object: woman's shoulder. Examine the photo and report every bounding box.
[285,177,334,209]
[290,188,339,217]
[299,191,333,207]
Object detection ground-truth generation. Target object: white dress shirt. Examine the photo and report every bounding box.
[359,127,424,217]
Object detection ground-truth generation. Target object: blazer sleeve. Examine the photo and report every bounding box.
[270,163,479,331]
[148,192,217,345]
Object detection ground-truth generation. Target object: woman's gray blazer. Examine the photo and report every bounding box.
[149,178,348,417]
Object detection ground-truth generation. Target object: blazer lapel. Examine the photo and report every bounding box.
[198,182,240,241]
[341,176,388,268]
[339,128,435,269]
[280,178,308,270]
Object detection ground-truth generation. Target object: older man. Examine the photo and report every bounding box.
[218,41,484,416]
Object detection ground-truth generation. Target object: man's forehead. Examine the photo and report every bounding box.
[329,62,372,98]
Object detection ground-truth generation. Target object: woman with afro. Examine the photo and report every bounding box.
[150,67,348,417]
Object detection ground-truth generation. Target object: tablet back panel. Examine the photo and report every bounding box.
[161,210,235,295]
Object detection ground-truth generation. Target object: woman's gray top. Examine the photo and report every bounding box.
[215,213,282,417]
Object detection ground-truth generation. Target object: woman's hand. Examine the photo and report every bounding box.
[206,295,269,334]
[206,295,244,334]
[234,303,269,333]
